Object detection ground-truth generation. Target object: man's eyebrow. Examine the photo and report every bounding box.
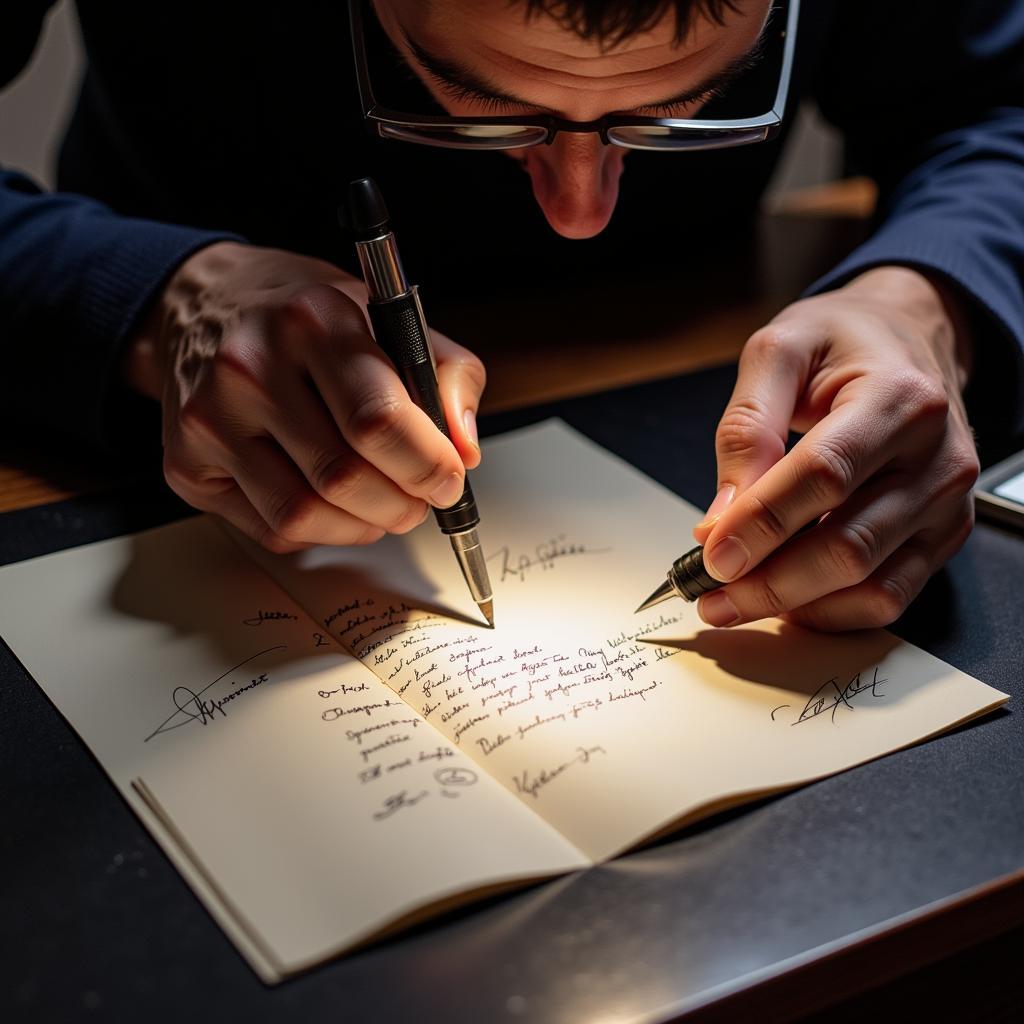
[402,27,768,114]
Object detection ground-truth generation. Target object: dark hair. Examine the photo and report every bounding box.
[519,0,741,47]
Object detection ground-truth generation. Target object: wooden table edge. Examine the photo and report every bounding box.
[653,866,1024,1023]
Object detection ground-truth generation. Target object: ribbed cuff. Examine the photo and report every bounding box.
[65,215,244,453]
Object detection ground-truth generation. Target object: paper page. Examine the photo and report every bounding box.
[243,420,1009,862]
[0,516,588,981]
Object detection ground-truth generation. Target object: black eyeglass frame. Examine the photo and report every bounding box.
[348,0,799,153]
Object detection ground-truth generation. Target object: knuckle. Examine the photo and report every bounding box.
[311,450,365,504]
[206,344,276,405]
[898,371,949,424]
[716,398,775,461]
[747,572,789,617]
[345,392,408,453]
[353,524,386,546]
[801,438,857,508]
[177,399,224,447]
[409,455,449,490]
[265,489,318,542]
[277,284,361,341]
[387,501,429,534]
[787,603,838,633]
[455,352,487,394]
[868,574,913,626]
[258,527,301,555]
[744,324,793,362]
[211,338,260,382]
[280,283,335,321]
[743,492,789,546]
[162,455,205,501]
[945,446,981,496]
[828,520,881,584]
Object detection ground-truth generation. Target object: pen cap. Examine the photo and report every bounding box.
[347,178,391,240]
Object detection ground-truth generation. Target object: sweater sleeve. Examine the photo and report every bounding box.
[806,1,1024,440]
[0,169,241,451]
[1,2,241,452]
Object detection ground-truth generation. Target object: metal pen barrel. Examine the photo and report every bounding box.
[348,178,493,624]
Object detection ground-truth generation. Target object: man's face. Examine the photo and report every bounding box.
[374,0,772,238]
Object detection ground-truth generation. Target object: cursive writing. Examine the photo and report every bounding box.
[489,536,610,583]
[242,609,297,627]
[512,745,607,799]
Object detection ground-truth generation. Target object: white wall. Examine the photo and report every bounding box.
[0,1,83,188]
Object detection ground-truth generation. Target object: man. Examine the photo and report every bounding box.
[2,0,1023,631]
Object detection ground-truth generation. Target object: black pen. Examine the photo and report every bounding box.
[346,178,494,627]
[636,519,818,614]
[635,544,721,613]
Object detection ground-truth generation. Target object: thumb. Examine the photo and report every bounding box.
[433,330,487,470]
[694,325,805,544]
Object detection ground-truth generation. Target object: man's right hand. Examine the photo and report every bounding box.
[124,241,485,552]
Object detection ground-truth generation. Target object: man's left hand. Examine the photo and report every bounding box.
[692,266,979,632]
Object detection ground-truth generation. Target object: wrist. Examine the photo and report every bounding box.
[121,241,251,401]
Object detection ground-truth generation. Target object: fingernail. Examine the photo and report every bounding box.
[705,535,750,582]
[463,409,479,452]
[696,485,735,528]
[429,473,464,509]
[699,590,740,628]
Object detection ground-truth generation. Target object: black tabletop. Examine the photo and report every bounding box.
[3,363,1023,1023]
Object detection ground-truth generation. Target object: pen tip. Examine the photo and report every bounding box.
[635,579,675,614]
[480,600,495,629]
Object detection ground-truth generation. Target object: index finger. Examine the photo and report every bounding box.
[700,391,902,584]
[694,326,806,544]
[293,285,468,509]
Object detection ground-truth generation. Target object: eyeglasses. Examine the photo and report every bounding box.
[348,0,799,153]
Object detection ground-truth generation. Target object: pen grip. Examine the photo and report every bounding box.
[367,292,479,534]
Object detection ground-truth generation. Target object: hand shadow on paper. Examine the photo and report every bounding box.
[230,523,487,643]
[109,518,484,672]
[107,518,353,713]
[642,621,931,705]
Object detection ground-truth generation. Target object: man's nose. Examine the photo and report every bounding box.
[522,132,628,239]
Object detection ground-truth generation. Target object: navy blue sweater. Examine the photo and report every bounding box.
[3,1,1024,451]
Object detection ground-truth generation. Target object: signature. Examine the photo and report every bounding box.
[373,789,428,820]
[512,745,607,799]
[489,536,610,583]
[144,647,284,741]
[242,609,298,627]
[771,667,888,726]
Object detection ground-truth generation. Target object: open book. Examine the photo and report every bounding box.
[0,421,1007,982]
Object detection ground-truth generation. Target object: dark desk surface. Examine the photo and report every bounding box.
[3,361,1023,1024]
[3,187,1022,1020]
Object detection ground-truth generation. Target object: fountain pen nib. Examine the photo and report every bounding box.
[480,599,495,629]
[635,579,675,614]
